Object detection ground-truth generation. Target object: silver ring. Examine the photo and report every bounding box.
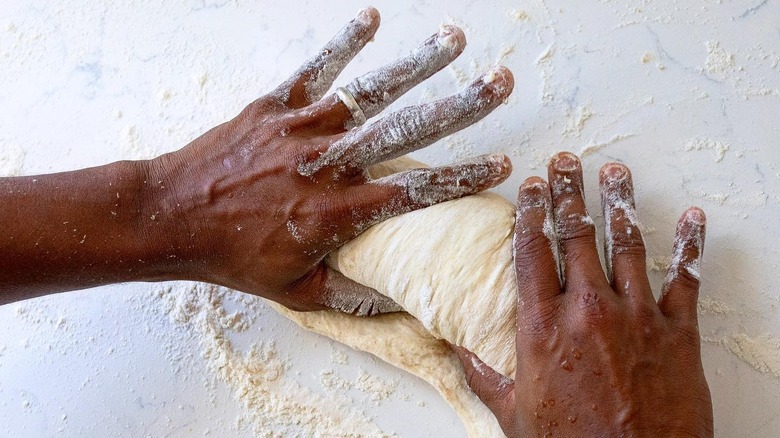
[335,87,367,127]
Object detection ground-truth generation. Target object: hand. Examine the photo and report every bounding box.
[141,8,514,314]
[454,152,713,437]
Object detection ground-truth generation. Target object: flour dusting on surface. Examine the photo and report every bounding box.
[705,334,780,380]
[152,284,390,437]
[0,143,26,176]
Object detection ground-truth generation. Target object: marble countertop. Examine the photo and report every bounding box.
[1,0,778,436]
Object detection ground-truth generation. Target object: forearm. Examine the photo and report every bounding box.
[0,159,184,303]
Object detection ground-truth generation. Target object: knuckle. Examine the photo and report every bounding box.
[519,300,560,340]
[573,291,613,326]
[557,219,596,242]
[514,231,554,259]
[674,268,702,291]
[632,301,660,326]
[611,230,647,256]
[241,98,276,120]
[671,323,701,349]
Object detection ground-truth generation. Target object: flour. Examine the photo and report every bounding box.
[701,40,736,82]
[564,106,594,137]
[684,138,730,163]
[0,143,26,176]
[579,133,635,158]
[152,284,390,437]
[706,334,780,380]
[330,347,349,365]
[356,370,398,402]
[122,125,157,160]
[697,296,735,316]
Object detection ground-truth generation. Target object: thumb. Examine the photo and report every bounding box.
[310,264,403,316]
[451,344,516,430]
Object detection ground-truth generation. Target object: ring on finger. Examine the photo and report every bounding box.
[335,87,367,128]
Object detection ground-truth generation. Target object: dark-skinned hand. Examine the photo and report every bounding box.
[454,152,713,437]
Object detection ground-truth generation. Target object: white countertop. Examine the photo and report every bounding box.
[1,1,779,436]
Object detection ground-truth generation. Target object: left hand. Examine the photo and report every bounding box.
[453,152,713,437]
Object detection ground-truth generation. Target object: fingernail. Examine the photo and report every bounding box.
[471,154,511,187]
[601,162,628,182]
[437,24,465,51]
[480,66,514,101]
[518,177,549,208]
[521,176,547,191]
[355,7,377,25]
[683,207,706,225]
[482,65,508,85]
[550,152,579,172]
[487,152,512,174]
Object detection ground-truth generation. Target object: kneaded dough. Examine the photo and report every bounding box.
[274,156,517,436]
[329,157,517,377]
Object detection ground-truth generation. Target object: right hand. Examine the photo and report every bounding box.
[141,7,513,315]
[453,152,713,437]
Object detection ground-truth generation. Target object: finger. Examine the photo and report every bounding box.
[658,207,706,326]
[297,66,514,177]
[293,25,467,134]
[451,344,516,427]
[599,162,653,300]
[513,177,562,312]
[547,152,607,289]
[289,264,403,316]
[340,153,511,237]
[273,7,381,109]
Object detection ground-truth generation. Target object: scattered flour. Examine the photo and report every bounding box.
[578,133,635,157]
[697,296,735,316]
[330,347,349,365]
[646,255,671,272]
[563,106,594,138]
[320,369,353,392]
[152,284,390,437]
[708,334,780,380]
[356,370,398,402]
[684,138,730,163]
[121,126,157,160]
[0,143,26,176]
[701,40,736,82]
[697,189,730,206]
[508,9,530,22]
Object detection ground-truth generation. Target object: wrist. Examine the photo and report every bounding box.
[135,151,214,283]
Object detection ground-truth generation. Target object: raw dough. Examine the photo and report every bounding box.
[270,305,505,437]
[329,157,518,377]
[274,156,518,437]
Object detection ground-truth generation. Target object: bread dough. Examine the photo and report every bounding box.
[274,156,517,436]
[270,305,505,437]
[329,157,518,377]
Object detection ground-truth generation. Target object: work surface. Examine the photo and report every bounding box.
[1,1,779,436]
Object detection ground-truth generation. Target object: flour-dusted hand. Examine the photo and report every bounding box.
[0,8,513,309]
[0,8,513,308]
[146,8,513,314]
[453,152,713,437]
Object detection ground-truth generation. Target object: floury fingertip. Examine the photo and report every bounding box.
[436,24,466,51]
[683,207,706,225]
[355,7,379,25]
[550,151,580,172]
[600,162,629,182]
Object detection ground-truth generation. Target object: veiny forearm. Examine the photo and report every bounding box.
[0,159,181,303]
